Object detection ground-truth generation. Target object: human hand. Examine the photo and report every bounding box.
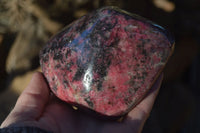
[1,72,163,133]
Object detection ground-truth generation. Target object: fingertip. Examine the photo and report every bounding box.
[26,71,49,95]
[30,71,47,87]
[32,71,44,80]
[23,71,50,107]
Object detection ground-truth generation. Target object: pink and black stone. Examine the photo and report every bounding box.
[40,6,174,118]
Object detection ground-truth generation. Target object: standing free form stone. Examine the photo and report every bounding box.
[40,6,174,118]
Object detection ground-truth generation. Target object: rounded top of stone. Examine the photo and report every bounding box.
[98,6,175,47]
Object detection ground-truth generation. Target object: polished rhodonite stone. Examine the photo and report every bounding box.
[40,6,174,117]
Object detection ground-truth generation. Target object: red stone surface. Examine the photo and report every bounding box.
[40,6,174,117]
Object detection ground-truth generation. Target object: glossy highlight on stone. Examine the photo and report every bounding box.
[39,6,174,117]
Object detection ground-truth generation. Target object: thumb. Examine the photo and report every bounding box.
[1,72,50,128]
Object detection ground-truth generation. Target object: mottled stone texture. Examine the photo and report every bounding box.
[40,6,174,117]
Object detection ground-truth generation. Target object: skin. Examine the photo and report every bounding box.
[1,72,163,133]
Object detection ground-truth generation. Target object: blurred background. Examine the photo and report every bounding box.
[0,0,199,132]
